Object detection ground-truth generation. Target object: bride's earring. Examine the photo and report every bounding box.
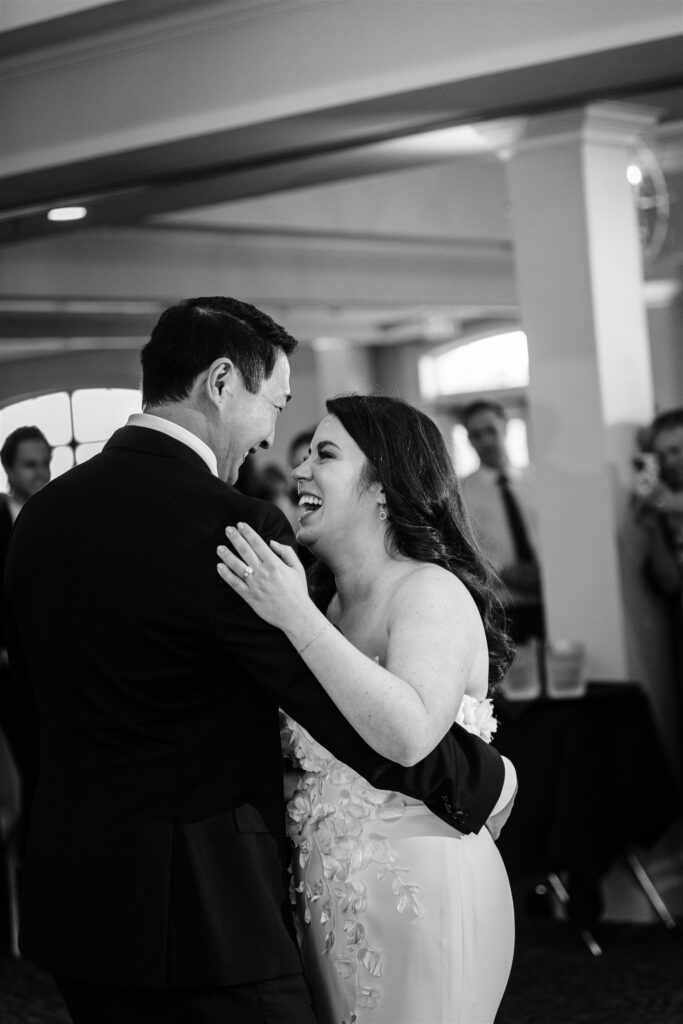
[379,506,387,522]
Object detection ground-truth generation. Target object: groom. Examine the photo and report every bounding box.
[5,297,513,1024]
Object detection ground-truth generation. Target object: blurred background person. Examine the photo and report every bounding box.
[460,400,545,646]
[0,425,52,544]
[236,456,292,513]
[238,428,318,570]
[644,407,683,583]
[1,425,51,770]
[632,407,683,681]
[288,427,315,476]
[285,428,315,517]
[260,462,295,526]
[0,426,51,952]
[236,452,311,551]
[285,428,316,563]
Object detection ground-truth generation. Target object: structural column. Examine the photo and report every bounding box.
[503,103,658,680]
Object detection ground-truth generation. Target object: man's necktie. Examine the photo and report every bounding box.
[497,471,535,563]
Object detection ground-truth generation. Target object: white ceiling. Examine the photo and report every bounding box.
[0,0,681,349]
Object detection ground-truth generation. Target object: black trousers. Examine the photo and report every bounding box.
[55,971,317,1024]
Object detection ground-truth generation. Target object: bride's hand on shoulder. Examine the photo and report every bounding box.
[216,521,310,630]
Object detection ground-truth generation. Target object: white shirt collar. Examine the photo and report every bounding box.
[126,413,219,477]
[6,494,23,523]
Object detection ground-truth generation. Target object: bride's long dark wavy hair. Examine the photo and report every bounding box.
[307,394,514,690]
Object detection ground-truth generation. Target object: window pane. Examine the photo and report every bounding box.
[71,388,141,443]
[506,418,530,469]
[50,445,75,479]
[75,441,106,465]
[420,331,529,399]
[0,392,72,446]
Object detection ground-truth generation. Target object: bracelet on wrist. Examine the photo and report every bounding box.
[296,622,330,656]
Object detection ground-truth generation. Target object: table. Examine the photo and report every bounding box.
[494,682,682,928]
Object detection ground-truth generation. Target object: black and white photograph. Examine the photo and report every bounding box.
[0,2,682,1022]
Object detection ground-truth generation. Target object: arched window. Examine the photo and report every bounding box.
[0,388,141,491]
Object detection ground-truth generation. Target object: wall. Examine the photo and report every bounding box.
[648,298,683,414]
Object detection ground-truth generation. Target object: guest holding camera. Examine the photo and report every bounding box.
[633,409,683,700]
[634,408,683,600]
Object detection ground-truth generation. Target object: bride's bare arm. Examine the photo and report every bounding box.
[217,522,482,766]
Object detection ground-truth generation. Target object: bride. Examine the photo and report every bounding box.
[217,395,515,1024]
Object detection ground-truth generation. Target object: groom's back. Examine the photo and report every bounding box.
[5,428,302,987]
[8,433,273,808]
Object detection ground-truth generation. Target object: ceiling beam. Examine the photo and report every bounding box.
[0,224,517,342]
[1,0,681,240]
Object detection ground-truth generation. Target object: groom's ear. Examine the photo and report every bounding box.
[206,358,237,405]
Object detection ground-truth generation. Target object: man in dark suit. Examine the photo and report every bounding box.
[461,400,546,644]
[0,427,51,846]
[5,297,511,1024]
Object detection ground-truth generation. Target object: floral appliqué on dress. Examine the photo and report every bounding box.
[281,693,498,1021]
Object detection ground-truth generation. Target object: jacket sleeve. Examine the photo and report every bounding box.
[212,500,504,834]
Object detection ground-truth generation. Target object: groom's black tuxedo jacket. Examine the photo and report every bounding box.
[4,426,504,988]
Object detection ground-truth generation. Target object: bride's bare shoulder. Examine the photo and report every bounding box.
[388,562,480,622]
[385,563,489,693]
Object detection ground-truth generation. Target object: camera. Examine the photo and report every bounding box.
[632,452,660,498]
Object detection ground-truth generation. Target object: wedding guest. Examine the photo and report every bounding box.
[641,408,683,588]
[460,400,545,644]
[288,428,315,474]
[237,457,300,532]
[633,408,683,679]
[0,426,51,835]
[0,425,52,575]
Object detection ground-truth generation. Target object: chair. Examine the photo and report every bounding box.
[546,852,676,958]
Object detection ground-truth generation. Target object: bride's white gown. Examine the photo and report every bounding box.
[282,695,514,1024]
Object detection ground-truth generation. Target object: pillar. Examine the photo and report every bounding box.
[503,103,660,680]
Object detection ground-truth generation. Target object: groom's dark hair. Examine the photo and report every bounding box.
[141,296,298,407]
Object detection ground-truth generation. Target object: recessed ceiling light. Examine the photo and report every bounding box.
[47,206,87,222]
[626,165,643,186]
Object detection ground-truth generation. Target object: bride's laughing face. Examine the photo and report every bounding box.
[292,414,382,555]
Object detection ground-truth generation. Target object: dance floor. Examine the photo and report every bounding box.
[0,909,681,1023]
[497,913,683,1024]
